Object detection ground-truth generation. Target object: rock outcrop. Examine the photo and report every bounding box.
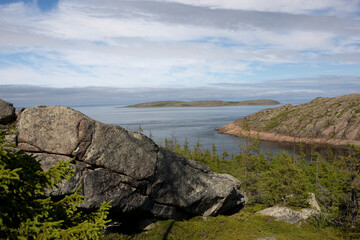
[0,99,16,125]
[218,94,360,147]
[16,105,245,225]
[257,206,319,225]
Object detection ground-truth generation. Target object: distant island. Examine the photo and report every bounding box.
[122,99,280,108]
[217,94,360,147]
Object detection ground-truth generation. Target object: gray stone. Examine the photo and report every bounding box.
[16,105,246,223]
[308,192,321,212]
[137,219,158,231]
[17,106,94,155]
[257,206,320,225]
[0,99,16,125]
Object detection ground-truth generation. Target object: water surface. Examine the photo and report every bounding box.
[73,105,300,156]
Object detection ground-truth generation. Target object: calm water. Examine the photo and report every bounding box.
[73,105,303,156]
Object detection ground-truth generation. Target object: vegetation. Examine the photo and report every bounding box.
[102,206,341,240]
[105,135,360,239]
[0,131,111,239]
[122,99,280,108]
[219,94,360,146]
[165,137,310,208]
[1,113,360,239]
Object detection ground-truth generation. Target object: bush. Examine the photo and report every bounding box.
[0,146,111,239]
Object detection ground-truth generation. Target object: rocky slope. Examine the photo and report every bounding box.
[217,94,360,147]
[1,102,246,228]
[123,99,280,108]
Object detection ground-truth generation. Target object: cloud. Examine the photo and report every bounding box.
[158,0,360,16]
[0,0,359,99]
[2,76,359,108]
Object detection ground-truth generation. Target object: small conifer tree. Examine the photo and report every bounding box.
[0,146,111,239]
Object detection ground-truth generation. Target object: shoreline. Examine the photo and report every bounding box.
[217,122,360,148]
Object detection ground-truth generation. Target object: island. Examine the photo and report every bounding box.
[217,94,360,147]
[122,99,280,108]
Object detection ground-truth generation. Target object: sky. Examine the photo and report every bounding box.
[0,0,360,107]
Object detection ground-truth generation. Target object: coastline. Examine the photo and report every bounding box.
[217,122,360,148]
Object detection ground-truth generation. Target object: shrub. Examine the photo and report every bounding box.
[0,146,111,239]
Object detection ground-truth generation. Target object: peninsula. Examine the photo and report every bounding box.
[217,94,360,147]
[122,99,280,108]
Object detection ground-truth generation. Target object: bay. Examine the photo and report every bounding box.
[73,105,300,156]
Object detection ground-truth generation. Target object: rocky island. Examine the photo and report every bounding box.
[217,94,360,147]
[122,99,280,108]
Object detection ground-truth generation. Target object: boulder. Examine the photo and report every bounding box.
[16,105,245,224]
[0,99,16,125]
[257,206,319,224]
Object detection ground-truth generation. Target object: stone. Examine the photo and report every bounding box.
[257,206,320,225]
[308,192,321,212]
[16,105,246,224]
[137,219,158,231]
[0,99,16,125]
[17,106,94,156]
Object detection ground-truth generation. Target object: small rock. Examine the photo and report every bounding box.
[137,219,158,231]
[308,192,321,212]
[257,206,320,225]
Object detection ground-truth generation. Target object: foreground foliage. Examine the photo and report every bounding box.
[161,137,360,237]
[0,144,111,239]
[102,205,343,240]
[165,138,310,208]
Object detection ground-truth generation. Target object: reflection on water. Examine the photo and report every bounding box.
[73,105,351,160]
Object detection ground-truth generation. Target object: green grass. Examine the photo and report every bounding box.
[100,206,343,240]
[262,110,291,131]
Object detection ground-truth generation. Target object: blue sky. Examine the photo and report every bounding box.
[0,0,58,11]
[0,0,360,107]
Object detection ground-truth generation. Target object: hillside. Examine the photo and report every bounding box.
[217,94,360,147]
[122,99,280,108]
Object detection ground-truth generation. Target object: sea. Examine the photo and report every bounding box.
[72,104,318,158]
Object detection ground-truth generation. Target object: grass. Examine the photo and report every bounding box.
[263,110,290,131]
[100,205,343,240]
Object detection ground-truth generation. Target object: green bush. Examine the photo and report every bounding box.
[0,146,111,239]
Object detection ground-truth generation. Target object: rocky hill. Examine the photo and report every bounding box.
[217,94,360,147]
[123,99,280,108]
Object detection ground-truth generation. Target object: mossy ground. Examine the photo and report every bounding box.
[101,205,344,240]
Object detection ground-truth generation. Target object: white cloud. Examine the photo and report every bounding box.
[0,0,359,95]
[159,0,360,16]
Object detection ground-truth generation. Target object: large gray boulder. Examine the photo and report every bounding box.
[16,105,245,223]
[0,99,16,125]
